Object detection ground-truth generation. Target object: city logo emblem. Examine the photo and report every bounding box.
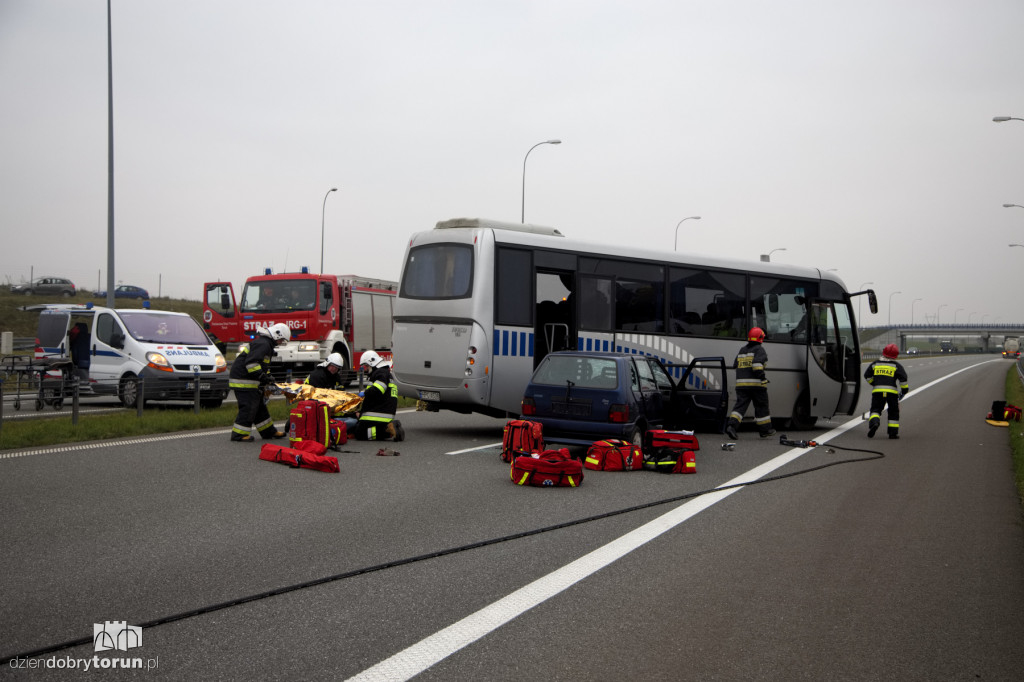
[93,621,143,653]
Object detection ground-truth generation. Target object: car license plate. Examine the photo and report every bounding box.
[186,382,211,390]
[419,390,440,401]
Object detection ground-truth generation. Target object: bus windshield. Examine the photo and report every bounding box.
[240,279,317,313]
[399,244,474,299]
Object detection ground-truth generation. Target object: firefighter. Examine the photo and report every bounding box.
[353,350,405,441]
[864,343,909,439]
[229,323,291,442]
[305,352,346,390]
[725,327,776,439]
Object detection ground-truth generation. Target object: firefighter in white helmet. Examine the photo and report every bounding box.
[352,350,404,441]
[228,323,290,442]
[305,352,347,390]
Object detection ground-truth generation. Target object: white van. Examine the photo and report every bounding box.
[33,304,229,408]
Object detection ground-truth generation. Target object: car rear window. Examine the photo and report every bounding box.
[533,356,619,389]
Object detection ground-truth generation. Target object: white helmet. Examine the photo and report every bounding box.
[359,350,382,369]
[258,323,291,343]
[325,352,344,369]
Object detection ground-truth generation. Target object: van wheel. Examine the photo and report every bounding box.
[119,374,145,409]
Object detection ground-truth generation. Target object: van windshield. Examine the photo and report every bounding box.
[119,312,211,345]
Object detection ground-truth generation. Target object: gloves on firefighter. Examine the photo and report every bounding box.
[900,388,908,400]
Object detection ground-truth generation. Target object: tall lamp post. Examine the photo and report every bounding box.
[888,291,901,327]
[760,247,786,262]
[858,281,873,328]
[954,308,964,324]
[1004,203,1024,209]
[674,216,701,250]
[937,304,948,324]
[993,116,1024,123]
[1011,244,1024,249]
[522,139,561,223]
[911,298,922,325]
[320,187,337,274]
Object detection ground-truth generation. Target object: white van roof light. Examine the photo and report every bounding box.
[435,217,564,237]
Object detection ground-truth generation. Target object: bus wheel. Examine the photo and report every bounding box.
[785,392,817,430]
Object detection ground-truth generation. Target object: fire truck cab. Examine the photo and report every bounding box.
[203,268,396,381]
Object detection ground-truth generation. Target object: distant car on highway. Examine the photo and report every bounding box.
[906,347,919,355]
[11,277,77,297]
[94,285,150,300]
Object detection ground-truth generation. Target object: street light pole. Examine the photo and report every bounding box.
[674,216,701,250]
[911,298,922,325]
[954,308,964,324]
[937,304,948,324]
[858,281,873,328]
[522,139,561,223]
[760,248,786,262]
[320,187,337,274]
[1003,203,1024,209]
[888,291,901,327]
[993,116,1024,123]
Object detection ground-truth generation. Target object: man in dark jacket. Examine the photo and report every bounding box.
[864,344,909,439]
[725,327,776,439]
[304,352,346,390]
[352,350,404,441]
[229,323,290,442]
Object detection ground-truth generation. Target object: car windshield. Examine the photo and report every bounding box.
[119,312,211,344]
[533,355,620,389]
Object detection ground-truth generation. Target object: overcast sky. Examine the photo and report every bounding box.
[2,0,1023,326]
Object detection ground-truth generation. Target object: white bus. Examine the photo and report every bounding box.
[392,218,876,429]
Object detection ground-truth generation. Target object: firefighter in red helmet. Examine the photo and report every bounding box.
[725,327,776,439]
[864,343,909,439]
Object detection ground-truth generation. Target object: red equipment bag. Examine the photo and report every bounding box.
[643,429,700,453]
[1004,404,1022,422]
[511,449,584,487]
[259,443,340,473]
[584,439,643,471]
[501,419,544,463]
[643,448,697,474]
[289,400,346,449]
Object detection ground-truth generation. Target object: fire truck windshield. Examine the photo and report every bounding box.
[241,279,317,314]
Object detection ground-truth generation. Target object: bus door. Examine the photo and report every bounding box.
[805,300,860,418]
[534,270,576,368]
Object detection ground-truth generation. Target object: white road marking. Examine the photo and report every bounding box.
[347,359,999,681]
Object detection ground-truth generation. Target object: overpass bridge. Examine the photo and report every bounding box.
[859,323,1024,353]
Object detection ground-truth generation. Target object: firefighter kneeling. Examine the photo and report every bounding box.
[352,351,405,442]
[864,343,909,439]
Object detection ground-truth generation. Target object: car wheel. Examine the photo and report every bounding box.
[62,291,72,297]
[23,290,32,296]
[624,425,644,448]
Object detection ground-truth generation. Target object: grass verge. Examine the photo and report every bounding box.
[1006,365,1024,508]
[0,397,417,451]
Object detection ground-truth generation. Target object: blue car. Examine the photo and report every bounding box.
[520,351,729,446]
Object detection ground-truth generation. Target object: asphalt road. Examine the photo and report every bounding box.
[2,355,1023,680]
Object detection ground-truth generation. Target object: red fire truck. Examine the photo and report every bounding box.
[202,268,397,380]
